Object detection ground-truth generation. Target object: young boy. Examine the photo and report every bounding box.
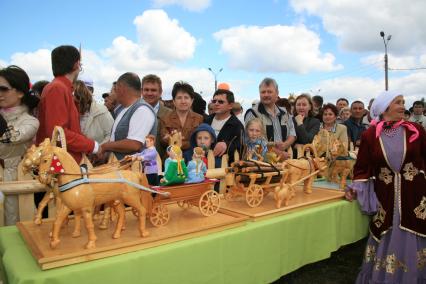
[183,123,217,167]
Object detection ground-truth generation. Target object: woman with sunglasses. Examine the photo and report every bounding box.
[0,65,39,225]
[158,81,203,160]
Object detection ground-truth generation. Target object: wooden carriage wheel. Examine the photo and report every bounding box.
[177,200,193,209]
[245,184,264,207]
[198,190,221,216]
[149,204,170,227]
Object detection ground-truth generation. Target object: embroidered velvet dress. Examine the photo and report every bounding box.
[348,124,426,283]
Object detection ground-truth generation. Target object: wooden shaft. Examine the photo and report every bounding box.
[289,166,327,187]
[0,180,47,194]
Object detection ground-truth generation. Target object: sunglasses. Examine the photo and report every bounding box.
[0,86,12,92]
[211,99,226,104]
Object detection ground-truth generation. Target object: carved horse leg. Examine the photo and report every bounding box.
[72,211,82,238]
[124,194,149,238]
[99,204,111,229]
[81,207,97,249]
[50,204,72,249]
[34,189,53,225]
[339,167,351,189]
[112,201,125,239]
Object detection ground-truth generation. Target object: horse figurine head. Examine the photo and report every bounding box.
[22,138,51,175]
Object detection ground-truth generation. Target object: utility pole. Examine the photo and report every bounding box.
[380,31,392,90]
[208,67,223,91]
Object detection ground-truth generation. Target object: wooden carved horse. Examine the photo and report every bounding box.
[312,129,355,189]
[37,144,152,249]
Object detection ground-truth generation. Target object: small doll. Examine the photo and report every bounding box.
[160,145,188,186]
[186,147,207,183]
[134,135,159,186]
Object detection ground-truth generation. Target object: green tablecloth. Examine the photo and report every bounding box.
[0,200,369,284]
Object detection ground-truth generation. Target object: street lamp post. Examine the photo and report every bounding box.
[380,31,392,91]
[208,67,223,91]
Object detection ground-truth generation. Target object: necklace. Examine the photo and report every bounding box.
[382,127,398,137]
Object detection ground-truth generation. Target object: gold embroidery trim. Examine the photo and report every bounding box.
[418,248,426,269]
[402,162,419,181]
[374,253,408,274]
[379,167,392,185]
[373,203,386,228]
[413,196,426,220]
[364,245,376,263]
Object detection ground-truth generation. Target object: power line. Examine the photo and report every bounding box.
[389,67,426,71]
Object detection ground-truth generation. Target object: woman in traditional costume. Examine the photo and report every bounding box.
[346,90,426,283]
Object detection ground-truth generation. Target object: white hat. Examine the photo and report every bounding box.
[78,75,94,88]
[370,90,402,120]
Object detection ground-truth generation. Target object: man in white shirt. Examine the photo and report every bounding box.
[100,72,156,160]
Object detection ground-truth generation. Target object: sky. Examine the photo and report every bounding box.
[1,0,426,110]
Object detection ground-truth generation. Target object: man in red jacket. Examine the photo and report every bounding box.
[36,45,98,163]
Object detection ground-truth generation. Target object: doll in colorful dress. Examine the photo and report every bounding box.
[134,135,158,186]
[160,145,188,186]
[186,147,207,183]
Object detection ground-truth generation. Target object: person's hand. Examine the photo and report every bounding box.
[345,188,357,202]
[213,142,227,157]
[97,143,106,160]
[295,114,304,126]
[274,141,286,151]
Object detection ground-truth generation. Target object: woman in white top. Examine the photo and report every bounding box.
[73,80,114,144]
[0,65,40,225]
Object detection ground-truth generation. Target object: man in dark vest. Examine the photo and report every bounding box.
[244,77,296,160]
[100,72,157,160]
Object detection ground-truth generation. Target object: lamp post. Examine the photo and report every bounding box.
[208,67,223,91]
[380,31,392,91]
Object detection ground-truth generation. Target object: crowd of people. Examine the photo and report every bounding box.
[0,44,425,283]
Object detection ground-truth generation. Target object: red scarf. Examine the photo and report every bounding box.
[371,119,419,143]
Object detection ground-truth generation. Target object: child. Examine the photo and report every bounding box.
[160,145,188,186]
[183,123,217,167]
[245,118,267,161]
[186,147,207,183]
[134,135,159,186]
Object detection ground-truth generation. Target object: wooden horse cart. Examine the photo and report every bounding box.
[223,160,286,208]
[145,179,220,227]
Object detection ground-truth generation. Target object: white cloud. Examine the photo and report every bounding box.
[103,36,170,71]
[133,9,196,62]
[312,73,426,107]
[214,24,341,74]
[9,49,51,82]
[152,0,210,12]
[361,54,420,70]
[291,0,426,55]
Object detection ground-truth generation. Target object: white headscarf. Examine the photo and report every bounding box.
[370,90,403,121]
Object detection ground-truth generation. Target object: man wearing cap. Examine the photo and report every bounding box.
[36,45,98,163]
[141,74,172,161]
[245,77,296,159]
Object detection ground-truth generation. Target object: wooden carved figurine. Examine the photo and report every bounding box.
[160,145,188,186]
[186,147,207,183]
[36,143,151,249]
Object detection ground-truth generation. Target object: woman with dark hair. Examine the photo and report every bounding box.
[0,65,39,225]
[292,94,320,156]
[73,80,113,144]
[320,103,349,149]
[158,81,203,157]
[346,91,426,283]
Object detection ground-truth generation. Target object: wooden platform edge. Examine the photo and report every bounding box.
[17,212,249,270]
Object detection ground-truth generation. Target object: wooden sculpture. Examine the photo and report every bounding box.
[36,143,152,249]
[312,129,356,189]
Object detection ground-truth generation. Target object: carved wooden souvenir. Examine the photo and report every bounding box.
[312,129,356,189]
[35,143,152,249]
